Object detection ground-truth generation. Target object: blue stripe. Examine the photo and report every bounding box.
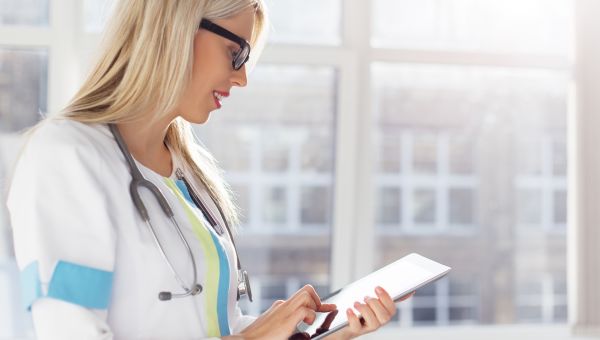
[176,180,194,205]
[209,231,231,336]
[20,261,42,310]
[19,260,113,311]
[47,261,113,309]
[175,178,231,335]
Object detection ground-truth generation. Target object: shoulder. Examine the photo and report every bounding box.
[7,118,119,208]
[9,117,118,189]
[25,117,114,157]
[14,117,123,175]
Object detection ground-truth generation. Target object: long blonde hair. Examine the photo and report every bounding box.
[8,0,268,230]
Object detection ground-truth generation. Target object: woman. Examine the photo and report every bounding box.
[7,1,405,339]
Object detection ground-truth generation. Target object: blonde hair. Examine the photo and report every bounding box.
[7,0,269,230]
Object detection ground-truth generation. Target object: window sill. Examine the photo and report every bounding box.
[361,324,598,340]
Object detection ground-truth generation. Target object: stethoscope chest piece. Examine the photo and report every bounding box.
[237,269,253,302]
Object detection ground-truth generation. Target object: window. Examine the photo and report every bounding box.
[375,127,478,234]
[515,136,567,231]
[516,274,568,323]
[371,0,571,327]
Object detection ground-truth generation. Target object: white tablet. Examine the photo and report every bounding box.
[297,253,451,339]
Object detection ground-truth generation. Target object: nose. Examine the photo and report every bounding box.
[231,65,248,88]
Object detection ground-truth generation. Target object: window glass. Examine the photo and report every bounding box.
[413,133,438,174]
[517,189,543,225]
[414,189,436,225]
[83,0,116,33]
[0,48,48,133]
[373,63,568,325]
[516,275,567,322]
[376,187,401,227]
[300,186,331,227]
[0,0,49,26]
[378,131,402,173]
[0,46,48,339]
[448,188,474,226]
[264,0,341,45]
[372,0,572,56]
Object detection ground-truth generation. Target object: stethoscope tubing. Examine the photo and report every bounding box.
[108,123,251,302]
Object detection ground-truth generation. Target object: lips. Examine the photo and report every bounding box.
[212,90,230,109]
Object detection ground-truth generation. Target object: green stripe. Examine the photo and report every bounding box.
[164,178,221,337]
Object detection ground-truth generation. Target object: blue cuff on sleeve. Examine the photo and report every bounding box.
[20,261,42,311]
[20,260,113,311]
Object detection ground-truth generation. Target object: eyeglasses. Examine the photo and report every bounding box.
[199,19,251,71]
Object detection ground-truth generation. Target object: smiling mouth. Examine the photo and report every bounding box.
[212,90,229,109]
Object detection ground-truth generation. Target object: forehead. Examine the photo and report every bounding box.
[211,7,256,42]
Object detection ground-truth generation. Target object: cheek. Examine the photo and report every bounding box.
[189,55,220,96]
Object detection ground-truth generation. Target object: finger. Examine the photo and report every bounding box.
[353,301,380,331]
[364,297,392,324]
[375,286,397,314]
[298,284,322,309]
[296,306,317,325]
[263,299,285,315]
[318,303,337,313]
[346,308,362,334]
[398,292,415,303]
[397,290,415,301]
[288,290,318,311]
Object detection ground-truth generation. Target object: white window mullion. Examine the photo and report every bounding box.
[47,0,81,114]
[328,61,360,288]
[343,0,375,281]
[249,131,262,230]
[0,27,52,46]
[288,134,301,231]
[438,278,450,326]
[438,133,449,232]
[571,0,600,336]
[369,48,570,70]
[403,132,414,232]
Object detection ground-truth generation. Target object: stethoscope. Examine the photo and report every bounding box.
[108,124,253,302]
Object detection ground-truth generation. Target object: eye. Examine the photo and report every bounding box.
[229,47,240,59]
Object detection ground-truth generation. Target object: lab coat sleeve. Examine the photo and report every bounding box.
[31,298,113,340]
[7,122,117,336]
[230,304,257,334]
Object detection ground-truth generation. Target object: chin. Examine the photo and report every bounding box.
[183,111,211,125]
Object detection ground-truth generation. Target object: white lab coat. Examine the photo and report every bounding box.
[7,118,255,339]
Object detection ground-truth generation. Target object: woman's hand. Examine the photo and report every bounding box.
[325,287,414,340]
[239,284,337,340]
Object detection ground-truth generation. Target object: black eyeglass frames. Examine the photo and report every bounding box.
[199,19,251,71]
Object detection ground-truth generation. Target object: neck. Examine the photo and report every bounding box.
[116,114,176,176]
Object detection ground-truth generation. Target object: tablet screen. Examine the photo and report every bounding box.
[297,253,450,339]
